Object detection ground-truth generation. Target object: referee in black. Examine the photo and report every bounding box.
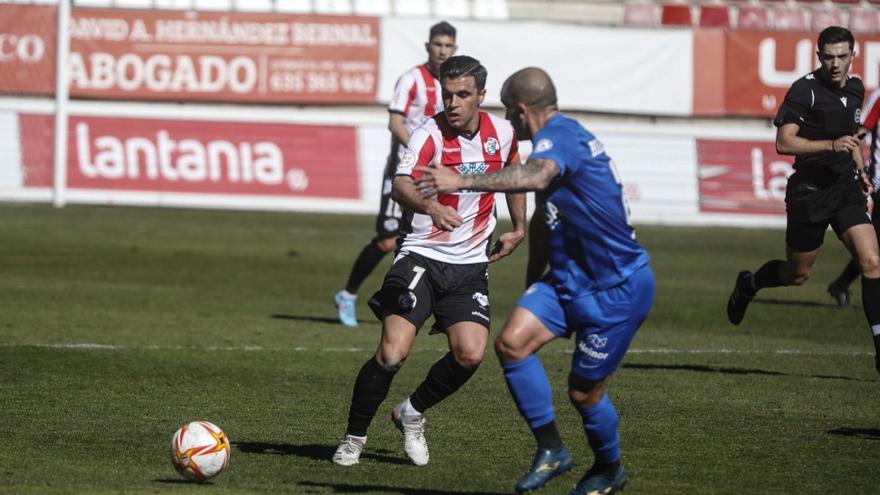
[727,26,880,375]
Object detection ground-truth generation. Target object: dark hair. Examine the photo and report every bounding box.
[818,26,855,52]
[429,21,456,41]
[440,55,487,90]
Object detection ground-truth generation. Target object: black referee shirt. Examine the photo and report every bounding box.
[773,69,864,181]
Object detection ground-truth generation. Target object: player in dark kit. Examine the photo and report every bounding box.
[333,22,457,327]
[826,86,880,308]
[727,26,880,374]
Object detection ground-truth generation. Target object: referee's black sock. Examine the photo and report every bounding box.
[410,353,478,413]
[833,259,861,290]
[346,357,397,437]
[859,276,880,373]
[753,260,786,291]
[345,241,388,294]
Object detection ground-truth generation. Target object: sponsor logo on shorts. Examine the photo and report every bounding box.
[472,292,489,308]
[587,334,608,348]
[471,311,490,322]
[525,284,538,295]
[383,218,399,232]
[483,137,499,156]
[578,340,609,361]
[399,291,417,312]
[577,359,602,370]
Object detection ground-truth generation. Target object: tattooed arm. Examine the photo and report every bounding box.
[415,157,560,195]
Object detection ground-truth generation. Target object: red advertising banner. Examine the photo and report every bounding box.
[19,114,360,199]
[67,9,379,103]
[0,5,379,103]
[723,31,880,117]
[0,4,56,95]
[698,139,794,215]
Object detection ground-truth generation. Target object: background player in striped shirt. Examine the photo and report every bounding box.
[333,21,457,327]
[417,67,654,495]
[827,86,880,308]
[332,55,527,467]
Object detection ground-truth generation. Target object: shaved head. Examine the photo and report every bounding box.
[500,67,557,110]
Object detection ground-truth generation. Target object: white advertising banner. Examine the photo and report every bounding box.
[379,18,693,116]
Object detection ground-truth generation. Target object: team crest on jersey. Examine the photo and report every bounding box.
[483,137,499,156]
[534,138,553,153]
[471,292,489,308]
[400,150,417,170]
[457,162,488,175]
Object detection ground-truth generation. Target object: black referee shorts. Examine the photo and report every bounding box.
[367,251,491,333]
[785,174,871,252]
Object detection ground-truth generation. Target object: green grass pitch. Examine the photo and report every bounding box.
[0,204,877,494]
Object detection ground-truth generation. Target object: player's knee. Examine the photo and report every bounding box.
[859,253,880,278]
[494,334,529,363]
[567,373,607,409]
[568,387,604,409]
[375,348,408,371]
[451,347,484,369]
[375,236,398,253]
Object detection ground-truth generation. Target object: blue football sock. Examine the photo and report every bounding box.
[502,354,555,429]
[579,393,621,466]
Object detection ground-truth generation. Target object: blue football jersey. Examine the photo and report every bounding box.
[530,113,649,300]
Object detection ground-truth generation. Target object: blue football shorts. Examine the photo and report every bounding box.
[517,264,655,381]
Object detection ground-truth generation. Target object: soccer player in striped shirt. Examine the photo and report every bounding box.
[332,56,527,467]
[827,86,880,308]
[333,21,457,327]
[416,67,653,495]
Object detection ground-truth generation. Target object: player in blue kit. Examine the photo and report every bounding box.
[416,67,653,495]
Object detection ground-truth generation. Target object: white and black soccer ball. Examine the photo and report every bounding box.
[169,420,230,482]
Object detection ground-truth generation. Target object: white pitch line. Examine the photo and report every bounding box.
[0,343,871,356]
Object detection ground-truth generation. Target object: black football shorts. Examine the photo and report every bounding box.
[367,251,490,333]
[785,173,871,252]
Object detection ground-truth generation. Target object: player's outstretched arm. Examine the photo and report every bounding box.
[415,157,560,195]
[392,175,463,231]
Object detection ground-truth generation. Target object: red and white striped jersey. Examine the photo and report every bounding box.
[388,64,444,135]
[861,87,880,183]
[396,111,520,264]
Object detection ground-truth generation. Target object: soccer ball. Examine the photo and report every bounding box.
[169,420,230,482]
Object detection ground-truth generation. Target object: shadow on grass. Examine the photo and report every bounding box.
[298,480,509,495]
[622,362,867,382]
[153,478,211,484]
[752,298,857,310]
[271,313,348,325]
[233,442,408,465]
[827,427,880,440]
